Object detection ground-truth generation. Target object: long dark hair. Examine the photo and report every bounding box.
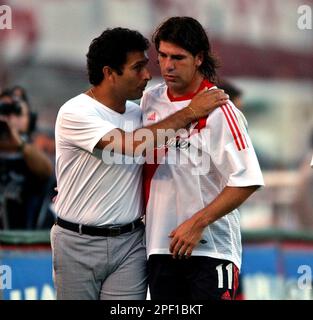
[152,17,219,82]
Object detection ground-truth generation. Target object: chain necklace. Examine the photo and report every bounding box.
[89,88,96,100]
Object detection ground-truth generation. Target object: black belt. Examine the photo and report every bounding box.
[56,217,143,237]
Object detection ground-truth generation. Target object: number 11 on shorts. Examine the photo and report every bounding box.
[216,263,233,289]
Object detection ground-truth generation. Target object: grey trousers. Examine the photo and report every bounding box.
[50,223,147,300]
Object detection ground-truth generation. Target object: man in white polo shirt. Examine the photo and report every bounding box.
[52,27,229,300]
[141,17,264,300]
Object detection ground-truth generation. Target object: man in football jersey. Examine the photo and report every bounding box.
[141,17,264,300]
[52,27,229,300]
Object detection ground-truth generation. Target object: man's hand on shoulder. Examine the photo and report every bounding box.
[187,88,229,120]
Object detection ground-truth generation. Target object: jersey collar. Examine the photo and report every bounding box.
[167,79,215,102]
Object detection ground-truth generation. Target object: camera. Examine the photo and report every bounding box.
[0,101,22,116]
[0,101,22,140]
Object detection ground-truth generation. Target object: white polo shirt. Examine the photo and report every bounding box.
[55,93,144,226]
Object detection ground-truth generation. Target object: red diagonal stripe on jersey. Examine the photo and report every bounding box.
[143,147,168,207]
[221,105,241,151]
[187,116,208,138]
[145,79,214,207]
[226,104,248,149]
[225,104,246,150]
[194,117,208,131]
[144,117,208,207]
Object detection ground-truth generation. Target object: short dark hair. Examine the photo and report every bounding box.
[152,16,219,82]
[86,28,150,85]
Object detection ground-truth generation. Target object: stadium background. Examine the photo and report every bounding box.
[0,0,313,300]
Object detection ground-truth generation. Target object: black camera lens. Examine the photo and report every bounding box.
[0,101,22,116]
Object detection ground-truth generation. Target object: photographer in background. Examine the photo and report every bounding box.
[10,85,38,138]
[0,94,53,229]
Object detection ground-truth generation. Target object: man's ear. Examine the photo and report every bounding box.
[195,52,204,67]
[102,66,114,80]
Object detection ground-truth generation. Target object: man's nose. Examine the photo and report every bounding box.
[164,58,174,71]
[143,68,152,81]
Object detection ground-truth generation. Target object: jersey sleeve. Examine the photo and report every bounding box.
[58,108,117,154]
[208,102,264,187]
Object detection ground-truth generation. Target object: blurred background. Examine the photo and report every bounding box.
[0,0,312,300]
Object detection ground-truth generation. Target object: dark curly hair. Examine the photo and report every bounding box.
[152,17,219,82]
[87,28,150,85]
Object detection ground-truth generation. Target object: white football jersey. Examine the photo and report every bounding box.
[141,80,264,269]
